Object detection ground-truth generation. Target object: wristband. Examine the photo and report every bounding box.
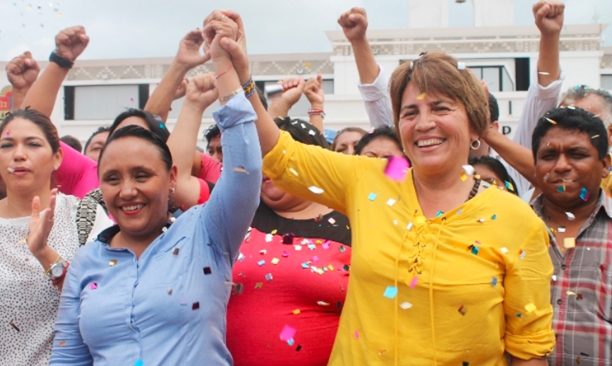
[215,64,233,79]
[219,87,244,104]
[49,51,74,69]
[308,108,325,118]
[242,77,256,98]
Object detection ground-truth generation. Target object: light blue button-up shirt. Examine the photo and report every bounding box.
[50,93,262,366]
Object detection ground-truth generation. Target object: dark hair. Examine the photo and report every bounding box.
[354,126,403,155]
[0,109,60,153]
[204,124,221,146]
[468,156,519,196]
[330,127,367,151]
[274,117,329,148]
[488,93,499,123]
[532,107,608,160]
[98,125,173,173]
[109,109,170,143]
[60,135,83,152]
[389,53,489,140]
[561,85,612,127]
[83,126,111,153]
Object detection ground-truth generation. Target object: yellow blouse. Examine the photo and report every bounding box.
[263,131,555,365]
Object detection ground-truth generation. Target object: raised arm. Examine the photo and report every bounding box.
[267,77,305,119]
[303,73,325,131]
[534,0,563,88]
[339,7,393,128]
[201,11,262,261]
[166,73,218,209]
[482,127,538,188]
[6,51,40,110]
[144,29,209,122]
[21,26,89,116]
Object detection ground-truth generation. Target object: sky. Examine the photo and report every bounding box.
[0,0,610,62]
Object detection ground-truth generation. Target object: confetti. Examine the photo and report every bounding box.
[354,331,359,339]
[384,156,409,181]
[563,237,576,249]
[192,302,200,310]
[491,214,497,220]
[525,303,537,313]
[468,244,479,255]
[9,321,19,332]
[386,198,396,206]
[339,246,346,253]
[328,217,336,225]
[159,123,165,129]
[322,241,330,250]
[258,260,265,266]
[460,173,468,181]
[579,187,590,201]
[260,249,267,255]
[231,166,249,174]
[519,250,526,259]
[317,301,330,306]
[265,234,273,242]
[173,248,179,255]
[558,226,566,233]
[409,276,418,288]
[476,218,484,223]
[109,259,117,266]
[458,305,467,315]
[4,130,9,136]
[383,286,398,299]
[504,181,515,191]
[167,287,173,295]
[545,117,557,125]
[302,263,310,269]
[491,277,498,286]
[296,345,303,352]
[314,214,323,223]
[591,134,600,139]
[368,192,378,201]
[280,233,294,244]
[457,209,463,215]
[135,360,144,366]
[130,97,135,102]
[289,168,299,176]
[406,222,414,231]
[308,186,324,194]
[538,71,550,75]
[462,164,475,176]
[457,62,466,70]
[292,309,301,315]
[282,251,289,257]
[271,258,280,265]
[294,245,302,251]
[280,325,296,341]
[203,267,212,275]
[436,211,444,217]
[557,183,565,193]
[265,273,273,281]
[552,275,557,281]
[312,256,319,262]
[7,167,15,173]
[566,212,576,221]
[516,313,522,318]
[90,283,98,290]
[500,247,508,254]
[59,340,66,346]
[287,338,295,346]
[343,264,350,271]
[417,93,427,100]
[399,302,413,309]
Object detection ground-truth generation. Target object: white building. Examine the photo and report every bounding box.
[0,0,610,148]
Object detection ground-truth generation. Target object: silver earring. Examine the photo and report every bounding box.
[171,187,175,195]
[470,139,481,150]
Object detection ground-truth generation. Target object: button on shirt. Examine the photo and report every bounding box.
[50,93,262,366]
[532,190,612,365]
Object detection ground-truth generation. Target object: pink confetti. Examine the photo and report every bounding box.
[90,283,98,290]
[354,330,359,339]
[384,156,409,181]
[312,256,319,262]
[409,277,418,288]
[280,325,296,341]
[4,130,9,136]
[130,97,135,102]
[322,240,330,250]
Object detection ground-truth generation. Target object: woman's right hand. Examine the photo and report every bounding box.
[6,51,40,91]
[202,11,238,64]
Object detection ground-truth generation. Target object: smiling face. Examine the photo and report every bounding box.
[98,136,176,240]
[535,126,609,210]
[360,136,404,159]
[398,83,477,176]
[0,118,62,195]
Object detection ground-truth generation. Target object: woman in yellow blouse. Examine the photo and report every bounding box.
[211,10,555,365]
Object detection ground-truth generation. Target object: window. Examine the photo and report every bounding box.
[65,84,148,120]
[468,66,515,92]
[601,74,612,91]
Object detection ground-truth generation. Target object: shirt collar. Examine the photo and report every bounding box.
[531,188,612,221]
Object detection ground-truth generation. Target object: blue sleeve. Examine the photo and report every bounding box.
[50,251,93,366]
[202,93,262,263]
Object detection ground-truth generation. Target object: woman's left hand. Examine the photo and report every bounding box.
[27,188,57,258]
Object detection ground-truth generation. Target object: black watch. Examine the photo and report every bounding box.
[49,51,74,69]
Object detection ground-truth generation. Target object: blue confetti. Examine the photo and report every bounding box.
[491,277,498,286]
[580,187,590,201]
[470,246,479,255]
[435,211,444,217]
[368,193,377,201]
[257,260,265,266]
[383,286,398,299]
[159,123,165,129]
[135,360,144,366]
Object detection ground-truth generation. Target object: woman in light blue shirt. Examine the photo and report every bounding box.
[50,21,262,365]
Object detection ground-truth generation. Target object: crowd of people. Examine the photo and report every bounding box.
[0,1,610,365]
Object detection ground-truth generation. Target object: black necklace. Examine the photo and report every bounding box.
[465,177,481,202]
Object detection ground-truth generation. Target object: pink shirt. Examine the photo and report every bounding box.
[198,153,222,183]
[56,141,99,198]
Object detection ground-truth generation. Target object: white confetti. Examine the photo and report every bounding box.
[265,234,273,242]
[386,199,396,206]
[565,212,576,221]
[399,302,413,309]
[317,301,330,306]
[500,247,509,254]
[309,186,324,194]
[232,166,249,174]
[462,164,475,176]
[457,62,466,70]
[406,222,413,231]
[289,168,299,176]
[328,217,336,225]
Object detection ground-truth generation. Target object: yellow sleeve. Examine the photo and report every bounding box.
[262,131,380,215]
[503,220,555,359]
